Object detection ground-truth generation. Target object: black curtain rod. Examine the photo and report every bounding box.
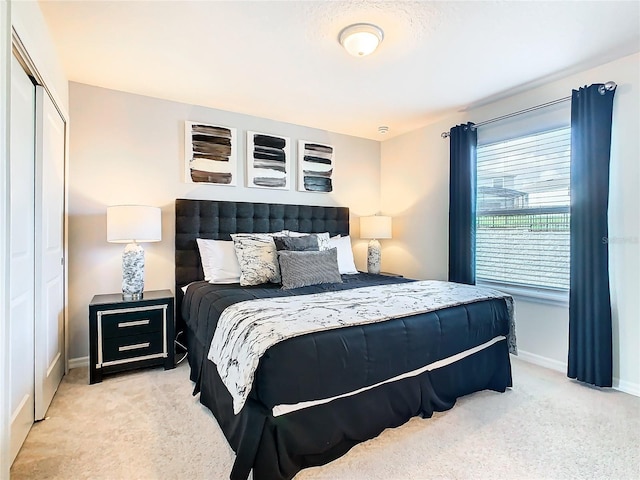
[441,81,617,139]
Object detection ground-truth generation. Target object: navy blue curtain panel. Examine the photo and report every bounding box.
[568,84,616,387]
[448,122,477,285]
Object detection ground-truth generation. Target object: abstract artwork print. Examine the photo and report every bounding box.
[246,131,291,189]
[184,121,237,186]
[298,140,334,192]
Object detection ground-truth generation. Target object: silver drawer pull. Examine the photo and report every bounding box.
[118,319,150,328]
[119,342,150,352]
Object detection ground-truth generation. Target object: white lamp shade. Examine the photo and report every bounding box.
[360,215,392,240]
[107,205,162,243]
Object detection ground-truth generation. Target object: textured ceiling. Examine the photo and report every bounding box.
[39,0,640,140]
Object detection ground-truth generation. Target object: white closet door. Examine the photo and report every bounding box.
[34,86,65,420]
[9,54,36,464]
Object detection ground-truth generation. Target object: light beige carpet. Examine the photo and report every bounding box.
[10,357,640,479]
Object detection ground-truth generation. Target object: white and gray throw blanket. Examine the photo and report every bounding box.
[208,280,516,414]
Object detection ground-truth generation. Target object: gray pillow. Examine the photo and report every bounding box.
[287,232,331,251]
[277,248,343,290]
[273,235,320,252]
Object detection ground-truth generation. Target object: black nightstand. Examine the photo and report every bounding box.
[89,289,175,384]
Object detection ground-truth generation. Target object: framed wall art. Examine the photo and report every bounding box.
[184,121,237,186]
[297,140,334,193]
[246,131,290,190]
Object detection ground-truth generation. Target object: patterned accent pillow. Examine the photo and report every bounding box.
[231,233,281,286]
[277,248,343,290]
[315,232,331,251]
[273,235,319,252]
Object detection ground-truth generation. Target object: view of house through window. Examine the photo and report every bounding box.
[476,127,571,290]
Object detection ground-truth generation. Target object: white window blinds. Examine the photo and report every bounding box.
[476,127,571,290]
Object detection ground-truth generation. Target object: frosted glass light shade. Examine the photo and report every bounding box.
[339,23,384,57]
[360,215,392,240]
[107,205,161,243]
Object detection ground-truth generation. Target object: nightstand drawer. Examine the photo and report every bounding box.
[101,308,164,339]
[102,332,163,363]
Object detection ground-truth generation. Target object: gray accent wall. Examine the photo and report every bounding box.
[68,82,381,360]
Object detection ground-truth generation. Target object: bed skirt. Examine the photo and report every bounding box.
[188,330,512,480]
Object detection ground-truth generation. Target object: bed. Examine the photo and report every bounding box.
[175,198,515,480]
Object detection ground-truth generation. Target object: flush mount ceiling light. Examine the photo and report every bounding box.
[339,23,384,57]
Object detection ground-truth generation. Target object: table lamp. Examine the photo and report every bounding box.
[360,215,392,275]
[107,205,161,300]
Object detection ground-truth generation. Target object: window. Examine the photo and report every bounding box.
[476,127,570,291]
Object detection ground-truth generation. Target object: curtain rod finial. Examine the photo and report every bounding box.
[441,132,450,139]
[599,81,617,95]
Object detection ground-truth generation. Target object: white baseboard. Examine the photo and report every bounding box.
[68,356,88,370]
[516,350,639,397]
[614,377,640,397]
[516,350,566,373]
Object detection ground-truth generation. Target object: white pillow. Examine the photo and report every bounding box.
[231,233,281,286]
[196,239,241,284]
[328,235,359,274]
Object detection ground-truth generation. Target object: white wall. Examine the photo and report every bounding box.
[67,82,381,361]
[379,114,461,281]
[381,53,640,395]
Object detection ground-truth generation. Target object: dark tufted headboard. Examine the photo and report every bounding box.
[174,198,350,329]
